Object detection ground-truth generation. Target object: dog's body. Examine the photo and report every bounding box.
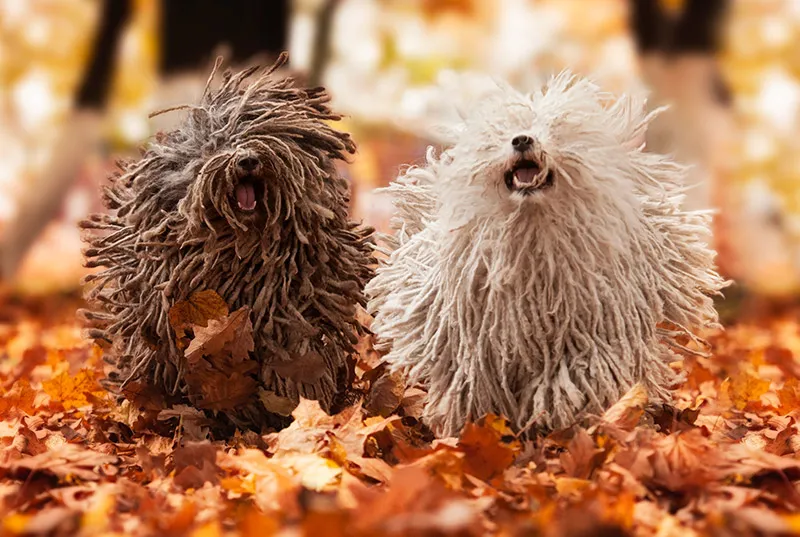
[366,73,726,436]
[82,56,374,429]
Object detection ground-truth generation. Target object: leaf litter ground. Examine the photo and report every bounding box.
[2,292,800,536]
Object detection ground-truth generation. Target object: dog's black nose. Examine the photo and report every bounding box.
[237,156,259,172]
[512,135,533,151]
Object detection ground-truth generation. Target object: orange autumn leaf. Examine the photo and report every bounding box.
[42,369,105,409]
[778,377,800,414]
[457,414,521,481]
[728,369,771,411]
[0,379,37,416]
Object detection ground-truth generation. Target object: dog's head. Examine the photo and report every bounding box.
[122,54,355,246]
[429,72,661,222]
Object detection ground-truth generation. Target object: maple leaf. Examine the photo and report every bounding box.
[560,428,606,480]
[218,449,300,515]
[778,378,800,415]
[457,414,521,482]
[168,290,229,335]
[727,369,771,411]
[0,379,37,417]
[185,307,253,365]
[42,369,105,410]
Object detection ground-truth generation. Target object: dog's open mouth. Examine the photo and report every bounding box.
[504,160,555,195]
[233,176,263,212]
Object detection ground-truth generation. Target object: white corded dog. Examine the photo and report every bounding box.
[366,72,727,437]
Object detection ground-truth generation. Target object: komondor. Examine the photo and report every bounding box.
[366,72,727,437]
[81,54,374,430]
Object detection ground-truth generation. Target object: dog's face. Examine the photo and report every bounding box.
[433,73,647,221]
[130,62,355,245]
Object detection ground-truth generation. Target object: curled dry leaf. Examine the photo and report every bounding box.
[1,444,118,481]
[598,383,649,432]
[365,371,405,417]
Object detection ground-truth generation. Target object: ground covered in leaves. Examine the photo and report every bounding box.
[2,293,800,536]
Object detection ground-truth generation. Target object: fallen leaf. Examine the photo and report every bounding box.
[458,414,520,481]
[173,441,220,490]
[0,379,37,417]
[728,369,771,411]
[266,351,329,384]
[365,372,405,417]
[168,290,229,336]
[42,369,105,410]
[599,383,648,432]
[1,444,118,481]
[258,389,298,417]
[185,307,253,365]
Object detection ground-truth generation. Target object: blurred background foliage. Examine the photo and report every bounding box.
[0,0,798,300]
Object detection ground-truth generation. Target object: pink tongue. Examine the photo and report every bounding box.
[236,183,256,211]
[514,168,539,185]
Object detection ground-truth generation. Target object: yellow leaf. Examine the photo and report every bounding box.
[0,379,37,417]
[190,521,222,537]
[82,489,114,532]
[783,513,800,533]
[729,370,771,410]
[3,513,30,533]
[555,477,593,497]
[221,475,257,495]
[42,369,104,409]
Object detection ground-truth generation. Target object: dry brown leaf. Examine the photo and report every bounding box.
[266,351,328,384]
[560,428,606,480]
[258,389,298,417]
[168,289,229,336]
[185,307,254,365]
[365,371,405,417]
[1,444,118,481]
[173,441,220,490]
[185,368,259,412]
